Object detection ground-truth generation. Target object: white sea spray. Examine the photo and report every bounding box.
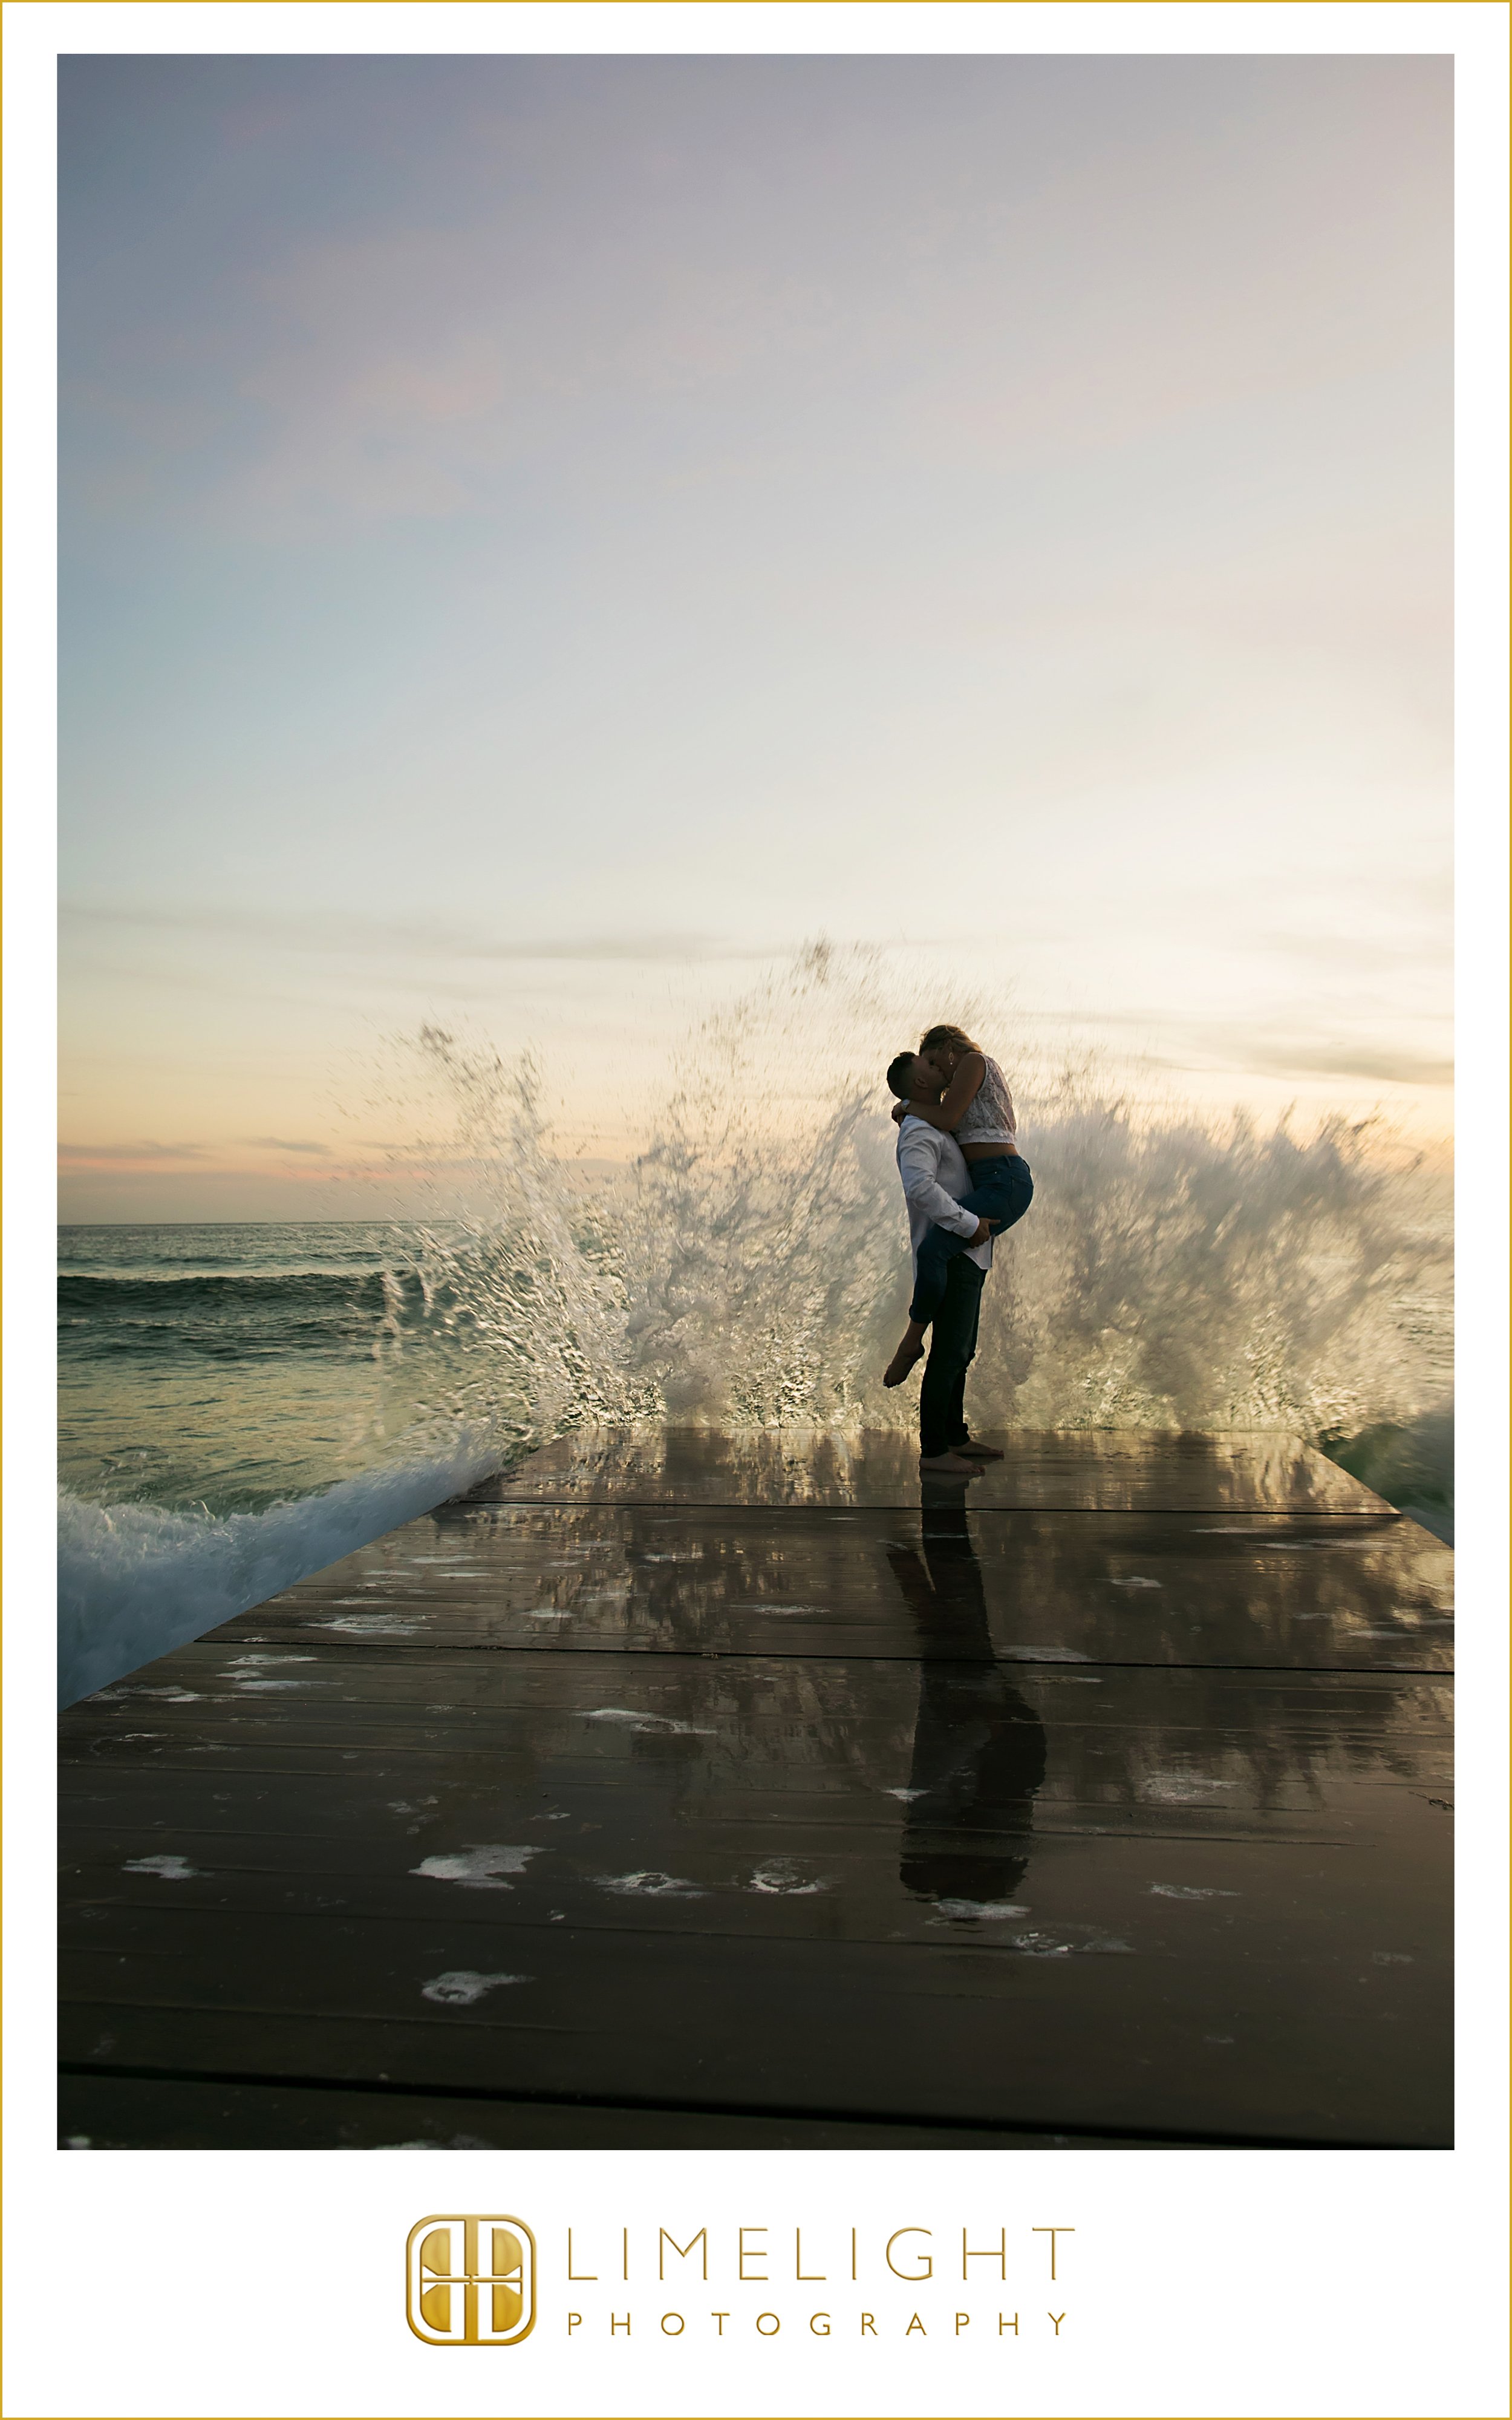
[370,948,1450,1447]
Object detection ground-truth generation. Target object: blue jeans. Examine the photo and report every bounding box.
[910,1153,1033,1326]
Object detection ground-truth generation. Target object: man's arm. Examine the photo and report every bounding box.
[897,1123,983,1238]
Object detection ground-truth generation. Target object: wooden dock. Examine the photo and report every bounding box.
[59,1429,1453,2149]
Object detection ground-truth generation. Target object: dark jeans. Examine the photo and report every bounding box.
[919,1255,985,1459]
[910,1153,1033,1326]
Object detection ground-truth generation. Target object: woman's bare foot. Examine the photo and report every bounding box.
[957,1437,1004,1460]
[883,1333,926,1387]
[918,1450,983,1473]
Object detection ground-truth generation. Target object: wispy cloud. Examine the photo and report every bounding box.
[58,1140,207,1163]
[241,1136,332,1154]
[1238,1041,1454,1087]
[1136,1024,1454,1088]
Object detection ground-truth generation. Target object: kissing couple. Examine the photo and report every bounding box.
[883,1024,1034,1474]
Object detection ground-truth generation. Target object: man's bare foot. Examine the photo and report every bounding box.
[883,1338,925,1387]
[918,1450,983,1474]
[957,1438,1004,1460]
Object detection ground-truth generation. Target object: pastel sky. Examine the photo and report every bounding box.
[59,53,1452,1220]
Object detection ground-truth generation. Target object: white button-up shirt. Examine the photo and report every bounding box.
[895,1114,994,1276]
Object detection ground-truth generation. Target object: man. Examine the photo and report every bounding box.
[885,1048,1005,1474]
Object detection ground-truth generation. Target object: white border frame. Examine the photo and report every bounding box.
[7,10,1506,2418]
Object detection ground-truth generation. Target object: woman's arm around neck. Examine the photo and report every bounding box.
[899,1052,985,1133]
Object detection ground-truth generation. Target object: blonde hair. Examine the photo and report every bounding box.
[919,1023,980,1056]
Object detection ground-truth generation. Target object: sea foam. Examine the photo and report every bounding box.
[57,1430,498,1706]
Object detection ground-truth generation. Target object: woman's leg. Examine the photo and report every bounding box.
[884,1160,1031,1388]
[908,1162,1026,1327]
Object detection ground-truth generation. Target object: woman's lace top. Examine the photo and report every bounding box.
[954,1055,1017,1145]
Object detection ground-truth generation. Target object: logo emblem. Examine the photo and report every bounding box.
[406,2215,536,2346]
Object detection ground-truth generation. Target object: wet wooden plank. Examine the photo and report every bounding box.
[198,1500,1452,1673]
[57,1895,1449,2146]
[59,1660,1451,1865]
[57,2073,1166,2151]
[58,1428,1450,2150]
[60,1774,1448,1968]
[464,1427,1387,1512]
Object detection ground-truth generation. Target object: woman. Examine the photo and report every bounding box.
[884,1024,1034,1387]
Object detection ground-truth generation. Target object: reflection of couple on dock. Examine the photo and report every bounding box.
[882,1023,1033,1473]
[886,1500,1046,1915]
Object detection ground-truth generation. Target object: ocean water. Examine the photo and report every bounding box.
[58,970,1453,1704]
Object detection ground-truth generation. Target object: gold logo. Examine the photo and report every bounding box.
[406,2215,537,2347]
